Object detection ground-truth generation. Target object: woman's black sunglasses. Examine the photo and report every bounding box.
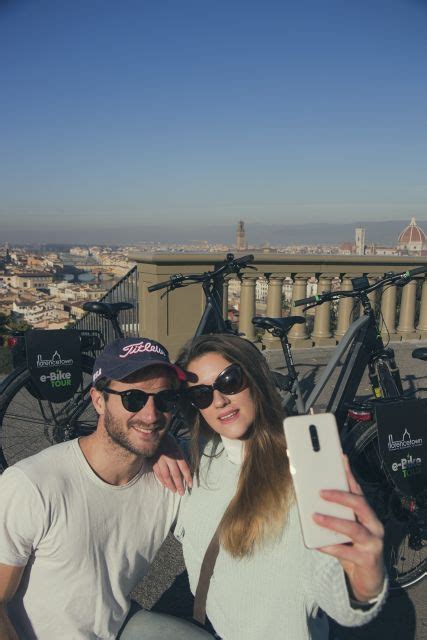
[103,387,179,413]
[184,363,248,410]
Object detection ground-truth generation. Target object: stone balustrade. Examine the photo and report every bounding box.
[130,252,427,357]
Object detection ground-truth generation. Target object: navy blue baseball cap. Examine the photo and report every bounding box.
[92,337,193,384]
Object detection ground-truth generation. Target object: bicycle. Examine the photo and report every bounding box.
[147,253,285,436]
[253,265,427,590]
[0,301,133,471]
[0,253,257,468]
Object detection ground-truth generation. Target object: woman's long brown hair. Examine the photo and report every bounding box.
[176,334,293,558]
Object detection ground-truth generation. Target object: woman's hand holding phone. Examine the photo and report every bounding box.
[284,413,386,605]
[313,455,385,604]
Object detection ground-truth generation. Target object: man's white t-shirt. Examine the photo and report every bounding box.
[0,439,180,640]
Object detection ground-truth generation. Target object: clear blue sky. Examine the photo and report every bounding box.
[1,0,426,243]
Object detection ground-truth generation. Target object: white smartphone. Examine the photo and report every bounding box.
[283,412,355,549]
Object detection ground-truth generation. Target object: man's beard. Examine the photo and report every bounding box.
[103,408,168,458]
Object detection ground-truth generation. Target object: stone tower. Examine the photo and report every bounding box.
[236,220,248,251]
[355,228,366,256]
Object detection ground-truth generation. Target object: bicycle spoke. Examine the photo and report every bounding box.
[0,366,96,468]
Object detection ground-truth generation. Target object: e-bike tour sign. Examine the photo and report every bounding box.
[376,398,426,497]
[26,330,82,403]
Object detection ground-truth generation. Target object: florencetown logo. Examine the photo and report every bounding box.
[388,428,423,451]
[36,351,74,368]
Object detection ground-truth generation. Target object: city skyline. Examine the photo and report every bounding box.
[1,0,426,237]
[2,218,427,247]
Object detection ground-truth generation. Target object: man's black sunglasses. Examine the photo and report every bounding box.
[103,387,180,413]
[184,363,247,410]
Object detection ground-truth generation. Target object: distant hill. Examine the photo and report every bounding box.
[125,218,426,246]
[2,218,426,247]
[244,220,427,247]
[143,219,425,247]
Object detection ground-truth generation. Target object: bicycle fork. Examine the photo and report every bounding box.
[368,349,404,399]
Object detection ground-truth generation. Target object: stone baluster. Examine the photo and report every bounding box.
[289,275,311,347]
[417,277,427,338]
[397,278,417,340]
[334,276,354,340]
[262,276,284,347]
[238,275,257,341]
[311,275,335,346]
[380,279,397,338]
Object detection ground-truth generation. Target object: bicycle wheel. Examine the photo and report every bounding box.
[0,357,97,471]
[344,420,427,590]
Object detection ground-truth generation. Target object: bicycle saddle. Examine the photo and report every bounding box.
[252,316,305,334]
[412,347,427,361]
[82,301,133,319]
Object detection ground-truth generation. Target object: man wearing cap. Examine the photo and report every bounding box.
[0,337,195,640]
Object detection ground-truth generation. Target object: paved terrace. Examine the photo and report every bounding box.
[132,342,427,640]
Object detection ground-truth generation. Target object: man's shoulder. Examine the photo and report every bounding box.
[10,441,78,486]
[0,444,79,522]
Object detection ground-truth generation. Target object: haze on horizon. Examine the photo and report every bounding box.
[1,0,426,244]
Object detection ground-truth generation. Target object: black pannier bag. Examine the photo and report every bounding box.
[376,398,427,497]
[26,330,83,403]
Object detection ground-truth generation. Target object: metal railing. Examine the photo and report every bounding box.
[73,265,139,348]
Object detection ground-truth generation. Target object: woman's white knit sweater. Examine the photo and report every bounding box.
[175,439,387,640]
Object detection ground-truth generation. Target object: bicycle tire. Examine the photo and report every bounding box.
[344,420,427,590]
[375,359,400,398]
[0,357,97,471]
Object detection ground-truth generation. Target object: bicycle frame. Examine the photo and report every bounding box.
[303,315,385,423]
[194,276,234,337]
[279,341,305,414]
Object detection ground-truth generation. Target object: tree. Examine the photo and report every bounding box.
[0,312,30,374]
[8,316,31,332]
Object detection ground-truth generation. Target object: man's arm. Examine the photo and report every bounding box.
[0,564,25,640]
[152,434,192,495]
[0,468,46,639]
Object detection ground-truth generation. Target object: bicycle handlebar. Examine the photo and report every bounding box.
[293,295,319,307]
[396,265,427,284]
[294,265,427,308]
[233,254,255,267]
[147,254,255,293]
[148,279,179,292]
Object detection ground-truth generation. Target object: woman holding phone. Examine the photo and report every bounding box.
[123,334,387,639]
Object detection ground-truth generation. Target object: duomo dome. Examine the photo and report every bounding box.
[397,218,427,255]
